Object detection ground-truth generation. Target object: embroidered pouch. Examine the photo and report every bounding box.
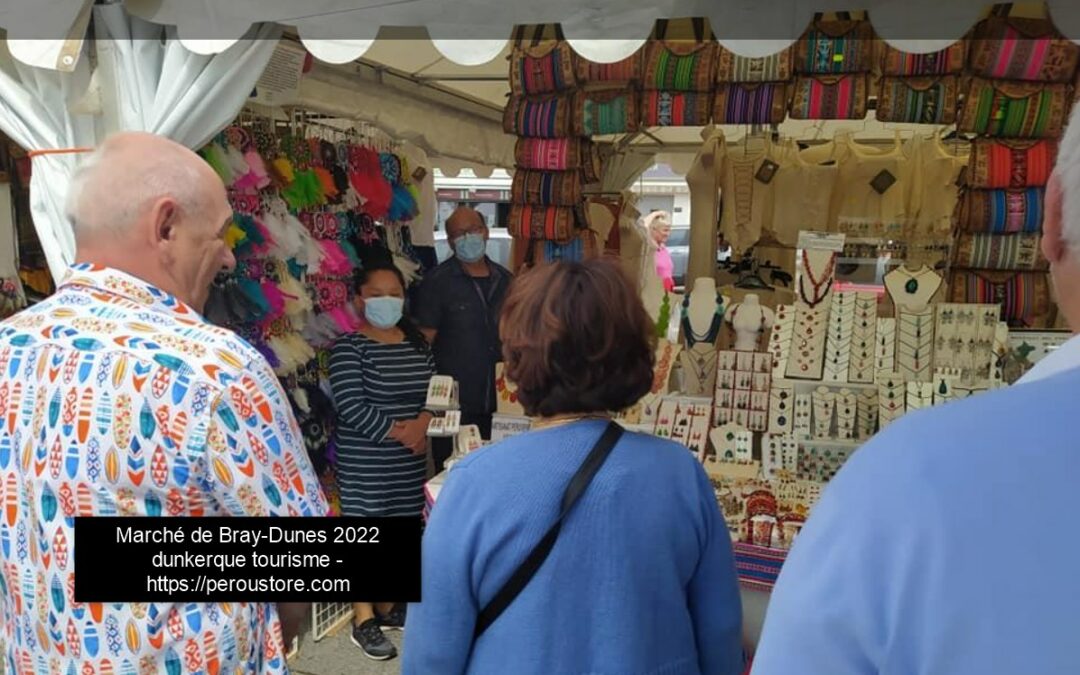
[507,204,585,241]
[514,138,583,171]
[958,187,1045,234]
[510,170,583,206]
[968,139,1057,189]
[795,17,875,74]
[880,42,966,76]
[948,270,1051,328]
[573,87,640,136]
[713,82,789,125]
[954,233,1047,271]
[575,51,643,84]
[716,47,794,82]
[789,74,868,119]
[644,20,717,92]
[641,91,713,127]
[509,41,577,96]
[503,94,574,138]
[875,76,959,124]
[957,79,1070,138]
[969,15,1080,83]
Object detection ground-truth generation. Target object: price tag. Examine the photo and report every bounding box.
[797,231,846,252]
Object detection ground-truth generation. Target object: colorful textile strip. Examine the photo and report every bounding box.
[881,42,966,75]
[796,21,874,74]
[510,170,582,206]
[644,43,716,91]
[875,77,957,124]
[713,82,788,125]
[955,233,1046,271]
[514,138,577,171]
[969,139,1056,189]
[958,80,1069,139]
[733,542,788,591]
[576,52,642,84]
[510,43,577,95]
[508,204,577,241]
[950,271,1049,328]
[962,188,1044,234]
[503,95,573,138]
[642,91,712,127]
[790,75,867,120]
[574,90,639,136]
[970,18,1080,82]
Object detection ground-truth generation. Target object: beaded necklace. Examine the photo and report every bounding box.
[681,294,725,347]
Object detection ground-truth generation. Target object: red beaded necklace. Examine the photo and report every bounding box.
[798,251,836,308]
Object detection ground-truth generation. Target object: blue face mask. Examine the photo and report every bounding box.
[363,296,404,329]
[454,232,487,263]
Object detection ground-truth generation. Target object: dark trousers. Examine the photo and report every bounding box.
[432,412,493,474]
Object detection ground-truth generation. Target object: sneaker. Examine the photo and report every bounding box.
[377,605,406,631]
[350,619,397,661]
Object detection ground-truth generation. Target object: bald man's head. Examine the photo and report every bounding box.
[445,206,486,241]
[68,132,235,312]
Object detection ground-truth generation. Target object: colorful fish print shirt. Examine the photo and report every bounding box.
[0,264,329,675]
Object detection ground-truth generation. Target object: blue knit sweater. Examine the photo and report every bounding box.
[403,421,744,675]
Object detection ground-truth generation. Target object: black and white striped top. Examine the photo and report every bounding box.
[329,333,435,517]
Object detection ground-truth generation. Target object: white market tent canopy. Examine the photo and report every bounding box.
[2,0,1080,281]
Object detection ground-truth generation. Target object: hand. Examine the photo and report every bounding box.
[390,414,431,453]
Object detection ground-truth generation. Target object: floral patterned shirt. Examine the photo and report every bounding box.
[0,264,328,675]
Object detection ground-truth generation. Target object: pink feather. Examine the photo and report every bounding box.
[245,149,271,189]
[260,281,287,319]
[318,240,353,275]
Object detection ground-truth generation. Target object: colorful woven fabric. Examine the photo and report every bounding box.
[957,79,1070,139]
[789,74,868,120]
[641,91,712,127]
[969,139,1057,189]
[875,76,958,124]
[960,188,1045,234]
[509,42,578,95]
[643,41,717,91]
[573,89,639,136]
[795,19,874,74]
[881,42,966,75]
[514,138,580,171]
[580,141,603,184]
[954,233,1047,271]
[575,51,642,84]
[510,170,582,206]
[713,82,789,125]
[969,16,1080,83]
[507,204,579,241]
[732,542,788,591]
[716,48,793,82]
[948,270,1051,328]
[503,95,574,138]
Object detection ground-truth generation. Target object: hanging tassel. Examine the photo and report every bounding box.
[388,184,418,222]
[201,144,234,185]
[259,210,299,259]
[267,335,298,375]
[304,170,327,206]
[253,218,277,254]
[245,149,272,189]
[314,167,339,199]
[317,240,353,275]
[328,306,360,334]
[224,145,252,187]
[271,157,295,185]
[287,258,308,281]
[277,274,313,317]
[337,239,363,269]
[253,339,281,370]
[236,277,270,320]
[260,281,288,320]
[224,222,247,251]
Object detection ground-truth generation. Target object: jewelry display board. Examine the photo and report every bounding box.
[654,397,712,457]
[823,291,855,382]
[714,350,772,431]
[769,304,795,378]
[849,292,878,383]
[768,382,794,435]
[876,317,897,372]
[877,370,907,427]
[797,444,854,483]
[896,307,935,382]
[763,433,799,481]
[932,303,998,384]
[681,342,720,397]
[786,249,837,380]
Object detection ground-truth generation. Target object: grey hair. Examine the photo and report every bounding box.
[1059,104,1080,251]
[65,138,208,239]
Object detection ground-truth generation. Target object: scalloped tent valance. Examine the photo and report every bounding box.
[4,0,1080,70]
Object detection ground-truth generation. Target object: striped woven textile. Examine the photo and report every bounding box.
[968,139,1057,189]
[713,82,788,125]
[970,19,1080,82]
[510,43,577,95]
[574,89,639,136]
[961,188,1044,234]
[514,138,579,171]
[955,233,1047,271]
[642,91,712,127]
[958,79,1070,138]
[795,20,874,74]
[949,270,1050,328]
[510,169,582,206]
[875,76,958,124]
[881,41,966,75]
[644,42,717,91]
[790,74,868,120]
[733,542,788,591]
[503,95,574,138]
[716,48,793,82]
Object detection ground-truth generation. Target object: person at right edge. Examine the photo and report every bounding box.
[752,106,1080,674]
[415,206,510,470]
[403,259,744,674]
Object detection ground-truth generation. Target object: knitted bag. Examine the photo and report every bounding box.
[509,40,578,96]
[968,139,1057,189]
[789,74,868,119]
[957,79,1071,138]
[713,82,789,125]
[510,170,583,206]
[954,233,1047,271]
[875,76,959,124]
[573,87,640,136]
[958,187,1045,234]
[948,270,1051,328]
[968,13,1080,83]
[880,41,966,76]
[716,46,794,82]
[507,204,583,241]
[643,19,717,91]
[503,94,575,138]
[795,16,875,74]
[641,91,713,127]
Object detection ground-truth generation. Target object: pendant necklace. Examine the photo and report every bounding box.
[682,294,726,347]
[798,251,836,308]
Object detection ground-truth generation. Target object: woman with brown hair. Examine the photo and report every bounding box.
[403,259,744,674]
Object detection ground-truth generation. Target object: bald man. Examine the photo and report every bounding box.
[0,133,327,673]
[415,207,511,467]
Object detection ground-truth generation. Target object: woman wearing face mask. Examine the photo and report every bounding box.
[329,258,434,661]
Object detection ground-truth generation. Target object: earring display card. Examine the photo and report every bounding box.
[877,370,906,428]
[835,389,858,441]
[786,301,832,381]
[710,423,754,464]
[653,399,679,439]
[427,375,460,411]
[768,382,795,434]
[856,389,878,440]
[876,318,897,372]
[905,381,933,411]
[797,444,854,483]
[794,393,813,439]
[932,303,998,384]
[443,410,461,435]
[456,425,484,454]
[770,305,796,378]
[655,398,712,453]
[714,350,772,432]
[933,367,962,406]
[811,386,836,439]
[991,321,1009,387]
[763,433,799,480]
[426,416,447,436]
[896,307,935,383]
[823,292,855,383]
[849,292,878,384]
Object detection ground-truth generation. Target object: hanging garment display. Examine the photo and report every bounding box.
[572,87,640,136]
[575,51,643,84]
[956,79,1070,138]
[503,94,575,137]
[509,41,578,95]
[794,16,875,74]
[958,187,1044,234]
[789,74,869,120]
[510,169,583,206]
[968,14,1080,83]
[720,137,779,255]
[881,42,967,76]
[954,233,1047,271]
[875,76,959,124]
[967,139,1057,189]
[769,139,838,246]
[716,46,794,82]
[907,134,968,239]
[712,82,789,125]
[830,132,914,238]
[948,270,1052,328]
[507,204,582,241]
[641,91,713,127]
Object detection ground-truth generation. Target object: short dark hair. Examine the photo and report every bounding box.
[499,258,655,418]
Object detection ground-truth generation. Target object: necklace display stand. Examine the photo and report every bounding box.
[835,389,857,440]
[679,277,726,396]
[856,389,878,439]
[793,393,812,439]
[933,303,998,384]
[786,249,836,380]
[769,304,795,378]
[727,294,775,352]
[884,264,942,314]
[811,386,836,439]
[896,307,935,382]
[877,370,906,428]
[933,367,962,406]
[768,382,794,435]
[849,292,878,383]
[905,381,934,411]
[876,318,897,372]
[823,291,855,383]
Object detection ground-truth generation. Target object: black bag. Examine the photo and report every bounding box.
[473,421,624,638]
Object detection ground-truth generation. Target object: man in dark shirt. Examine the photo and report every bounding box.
[415,206,511,471]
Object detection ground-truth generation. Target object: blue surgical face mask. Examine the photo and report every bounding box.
[363,296,404,329]
[454,232,487,263]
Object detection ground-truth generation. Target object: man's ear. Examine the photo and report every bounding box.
[150,197,179,246]
[1043,172,1066,264]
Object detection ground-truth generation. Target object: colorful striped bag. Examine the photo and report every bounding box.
[575,51,643,84]
[881,42,966,76]
[795,16,875,74]
[641,91,713,127]
[573,88,640,136]
[509,40,578,96]
[503,95,574,138]
[969,14,1080,83]
[957,79,1071,138]
[968,139,1057,189]
[643,19,717,92]
[514,138,583,171]
[510,170,583,206]
[958,188,1045,234]
[876,76,958,124]
[954,233,1047,271]
[789,74,868,120]
[716,47,793,82]
[507,204,584,241]
[713,82,789,125]
[948,270,1051,328]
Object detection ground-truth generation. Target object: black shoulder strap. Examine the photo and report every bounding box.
[473,421,623,639]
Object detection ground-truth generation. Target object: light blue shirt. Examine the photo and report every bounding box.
[753,366,1080,675]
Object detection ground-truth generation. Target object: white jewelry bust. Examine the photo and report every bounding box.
[884,264,942,313]
[726,294,774,352]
